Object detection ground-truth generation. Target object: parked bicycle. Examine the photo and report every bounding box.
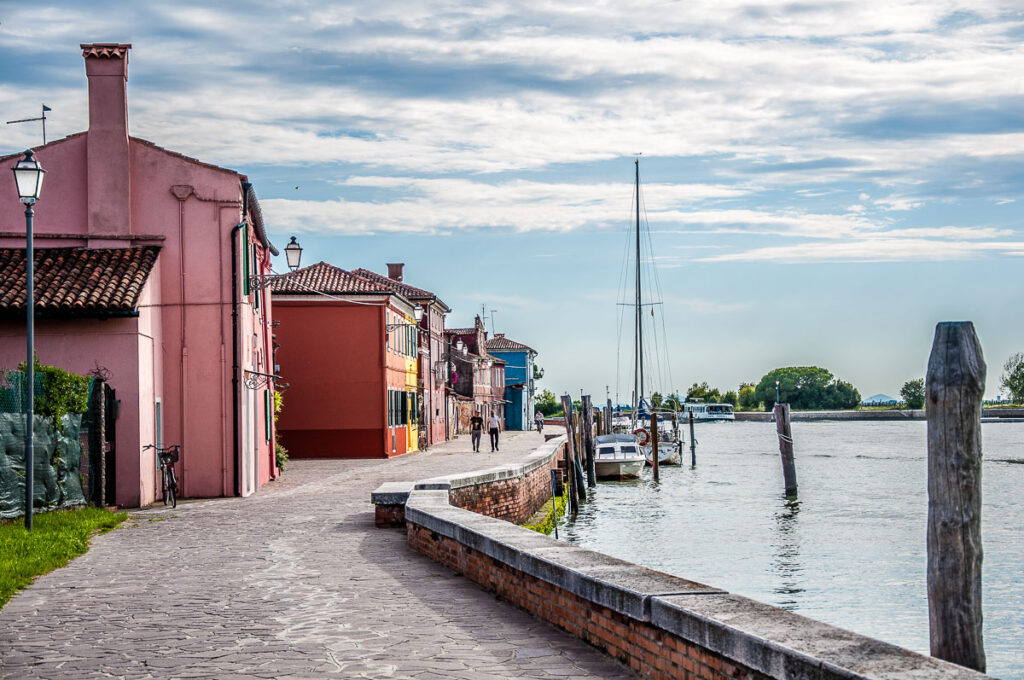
[143,444,180,508]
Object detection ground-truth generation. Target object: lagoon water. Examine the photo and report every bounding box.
[562,421,1023,679]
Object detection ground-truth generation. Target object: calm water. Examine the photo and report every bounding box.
[563,421,1023,679]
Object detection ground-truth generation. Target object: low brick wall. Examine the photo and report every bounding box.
[371,437,564,528]
[390,437,992,680]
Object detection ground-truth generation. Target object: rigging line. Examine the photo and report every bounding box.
[638,178,675,396]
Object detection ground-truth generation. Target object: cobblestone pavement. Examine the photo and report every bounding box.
[0,432,637,680]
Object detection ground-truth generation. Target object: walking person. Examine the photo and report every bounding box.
[534,410,544,434]
[488,412,501,452]
[470,410,483,452]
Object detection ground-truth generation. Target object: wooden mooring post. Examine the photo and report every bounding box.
[773,403,797,497]
[688,409,696,466]
[926,322,986,672]
[606,398,613,434]
[559,395,578,514]
[582,395,596,487]
[651,413,660,481]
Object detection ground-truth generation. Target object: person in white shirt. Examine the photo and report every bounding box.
[534,410,544,433]
[488,413,501,452]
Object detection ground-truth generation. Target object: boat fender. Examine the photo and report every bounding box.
[633,427,650,446]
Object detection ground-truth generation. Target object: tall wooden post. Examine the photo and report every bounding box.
[651,413,660,481]
[606,398,613,434]
[688,409,696,466]
[573,410,586,501]
[773,403,797,497]
[582,395,596,487]
[559,395,578,514]
[926,322,986,672]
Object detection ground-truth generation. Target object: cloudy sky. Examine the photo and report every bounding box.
[2,1,1022,401]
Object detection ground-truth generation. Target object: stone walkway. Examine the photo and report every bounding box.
[0,432,637,679]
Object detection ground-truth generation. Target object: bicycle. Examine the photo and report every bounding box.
[143,444,180,508]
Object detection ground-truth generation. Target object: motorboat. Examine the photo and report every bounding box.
[593,434,646,480]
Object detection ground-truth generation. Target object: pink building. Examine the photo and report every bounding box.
[0,44,278,507]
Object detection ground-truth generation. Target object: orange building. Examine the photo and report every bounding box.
[270,263,420,458]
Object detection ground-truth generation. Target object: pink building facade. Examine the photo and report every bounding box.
[0,44,278,507]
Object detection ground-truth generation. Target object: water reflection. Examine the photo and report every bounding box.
[770,497,804,609]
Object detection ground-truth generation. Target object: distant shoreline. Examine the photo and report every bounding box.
[734,407,1024,422]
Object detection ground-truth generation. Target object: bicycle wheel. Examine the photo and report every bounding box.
[162,468,171,506]
[168,470,177,508]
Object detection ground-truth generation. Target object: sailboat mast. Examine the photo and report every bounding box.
[635,158,644,408]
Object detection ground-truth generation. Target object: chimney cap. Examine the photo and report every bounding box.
[81,43,132,59]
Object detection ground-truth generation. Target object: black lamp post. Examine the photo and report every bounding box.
[12,149,45,530]
[775,380,781,405]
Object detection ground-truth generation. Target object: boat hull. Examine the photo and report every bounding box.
[595,459,645,480]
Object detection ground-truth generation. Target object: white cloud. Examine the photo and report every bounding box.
[700,238,1024,263]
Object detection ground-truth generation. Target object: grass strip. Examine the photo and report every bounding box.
[0,507,127,608]
[523,488,568,535]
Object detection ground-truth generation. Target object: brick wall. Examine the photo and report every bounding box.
[408,524,768,680]
[448,445,560,524]
[396,435,992,680]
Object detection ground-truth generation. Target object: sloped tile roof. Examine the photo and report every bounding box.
[444,327,477,335]
[486,334,536,353]
[0,246,159,318]
[270,261,396,296]
[350,268,450,311]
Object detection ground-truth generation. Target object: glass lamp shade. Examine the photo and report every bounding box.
[12,150,45,203]
[284,236,302,270]
[455,339,464,353]
[413,305,424,322]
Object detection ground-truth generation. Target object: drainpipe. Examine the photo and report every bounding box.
[229,183,250,497]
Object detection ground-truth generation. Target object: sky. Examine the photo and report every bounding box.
[1,1,1022,402]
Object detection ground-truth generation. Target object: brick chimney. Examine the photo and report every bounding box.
[82,43,132,235]
[386,262,404,281]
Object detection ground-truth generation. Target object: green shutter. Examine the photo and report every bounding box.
[264,390,272,442]
[242,227,250,296]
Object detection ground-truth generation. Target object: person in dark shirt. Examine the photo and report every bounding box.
[470,411,484,452]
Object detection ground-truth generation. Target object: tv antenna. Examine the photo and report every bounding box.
[7,104,51,146]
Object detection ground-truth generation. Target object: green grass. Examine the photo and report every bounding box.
[0,507,127,608]
[523,489,568,535]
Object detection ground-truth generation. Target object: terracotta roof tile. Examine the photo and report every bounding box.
[270,261,396,296]
[350,268,450,311]
[486,334,536,352]
[0,246,160,318]
[80,43,131,59]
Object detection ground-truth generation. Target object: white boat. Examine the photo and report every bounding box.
[632,414,683,465]
[682,402,735,422]
[594,434,646,480]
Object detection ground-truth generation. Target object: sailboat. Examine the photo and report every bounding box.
[617,157,681,467]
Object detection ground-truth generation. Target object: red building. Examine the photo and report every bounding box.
[270,263,421,458]
[445,316,506,433]
[351,264,450,448]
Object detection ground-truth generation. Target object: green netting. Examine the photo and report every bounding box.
[0,370,91,518]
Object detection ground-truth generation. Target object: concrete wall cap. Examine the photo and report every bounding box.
[651,593,992,680]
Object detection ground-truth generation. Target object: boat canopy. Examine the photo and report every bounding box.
[594,433,640,444]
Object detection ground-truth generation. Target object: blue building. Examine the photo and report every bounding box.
[485,334,538,430]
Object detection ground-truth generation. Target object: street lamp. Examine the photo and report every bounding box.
[12,149,45,531]
[283,236,303,271]
[249,236,302,289]
[413,305,424,323]
[775,380,781,405]
[455,339,465,354]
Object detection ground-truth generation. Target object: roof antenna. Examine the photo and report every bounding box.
[7,104,51,145]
